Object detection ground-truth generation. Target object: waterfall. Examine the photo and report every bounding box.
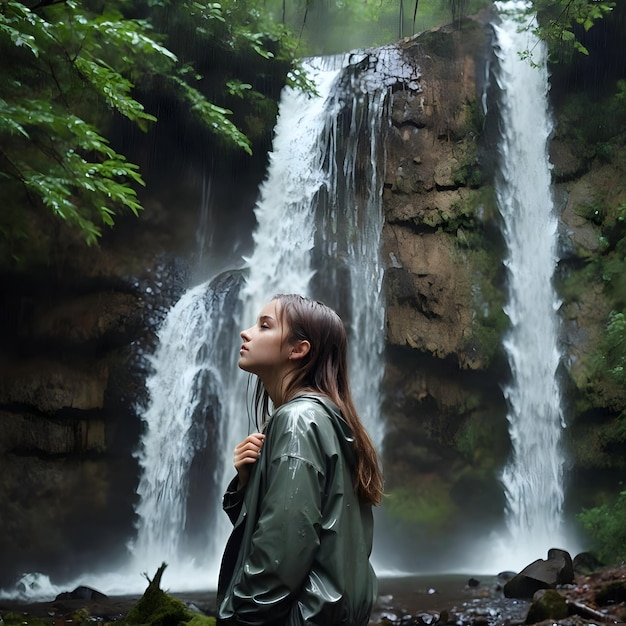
[217,51,396,572]
[492,0,568,567]
[313,52,391,446]
[125,51,397,591]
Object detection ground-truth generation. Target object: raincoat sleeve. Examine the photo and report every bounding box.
[223,476,245,526]
[228,407,327,624]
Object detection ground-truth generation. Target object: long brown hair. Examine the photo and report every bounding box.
[251,293,383,506]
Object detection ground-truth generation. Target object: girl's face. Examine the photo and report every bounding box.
[239,300,292,380]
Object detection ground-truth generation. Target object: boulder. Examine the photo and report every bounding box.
[525,589,568,624]
[573,551,604,575]
[503,549,574,599]
[55,585,109,602]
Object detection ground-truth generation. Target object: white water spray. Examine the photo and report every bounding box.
[129,274,242,578]
[330,68,389,447]
[131,54,391,593]
[491,0,568,568]
[239,58,344,321]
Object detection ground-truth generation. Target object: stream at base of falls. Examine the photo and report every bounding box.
[5,569,626,625]
[0,575,532,625]
[374,574,530,624]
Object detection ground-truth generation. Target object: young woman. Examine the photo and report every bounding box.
[216,294,383,626]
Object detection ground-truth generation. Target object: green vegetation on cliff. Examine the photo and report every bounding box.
[530,0,615,61]
[558,81,626,417]
[552,27,626,554]
[578,487,626,565]
[386,475,457,531]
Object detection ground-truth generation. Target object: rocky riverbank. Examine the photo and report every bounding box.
[2,565,625,626]
[374,567,626,625]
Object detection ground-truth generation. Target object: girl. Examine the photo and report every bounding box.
[217,294,383,626]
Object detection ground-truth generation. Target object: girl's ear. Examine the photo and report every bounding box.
[290,340,311,361]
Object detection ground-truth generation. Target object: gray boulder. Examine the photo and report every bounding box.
[503,549,574,599]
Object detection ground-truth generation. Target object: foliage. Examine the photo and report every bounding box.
[449,185,508,367]
[1,613,47,626]
[556,90,626,165]
[554,80,626,411]
[515,0,616,63]
[455,410,508,475]
[594,311,626,388]
[186,617,216,626]
[577,487,626,565]
[0,0,296,252]
[588,201,626,400]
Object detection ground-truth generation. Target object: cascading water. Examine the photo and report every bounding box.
[123,60,347,589]
[129,271,244,579]
[491,0,569,568]
[216,50,406,576]
[126,50,402,591]
[318,56,390,446]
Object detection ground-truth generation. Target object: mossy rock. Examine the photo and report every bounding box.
[525,589,568,624]
[1,612,48,626]
[386,475,456,532]
[119,564,216,626]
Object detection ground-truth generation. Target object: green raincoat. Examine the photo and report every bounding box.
[216,394,376,625]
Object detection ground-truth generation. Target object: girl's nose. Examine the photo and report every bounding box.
[241,328,251,341]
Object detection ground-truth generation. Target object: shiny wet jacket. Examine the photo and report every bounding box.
[217,394,376,625]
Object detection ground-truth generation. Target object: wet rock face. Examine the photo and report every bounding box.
[380,10,626,558]
[382,19,497,371]
[378,18,516,560]
[0,272,157,586]
[383,228,475,363]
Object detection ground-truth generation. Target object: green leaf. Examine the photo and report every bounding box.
[74,57,157,124]
[574,41,590,55]
[170,74,252,154]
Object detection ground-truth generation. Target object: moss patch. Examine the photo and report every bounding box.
[386,475,457,532]
[120,564,215,626]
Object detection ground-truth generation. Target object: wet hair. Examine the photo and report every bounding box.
[252,293,383,506]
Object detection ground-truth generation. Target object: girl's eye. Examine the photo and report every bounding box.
[260,322,269,329]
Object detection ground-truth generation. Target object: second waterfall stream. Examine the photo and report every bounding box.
[487,0,579,569]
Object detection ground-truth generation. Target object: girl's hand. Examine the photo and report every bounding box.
[234,433,265,489]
